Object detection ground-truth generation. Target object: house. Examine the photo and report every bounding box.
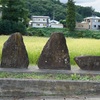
[29,16,63,28]
[76,16,100,30]
[29,16,50,28]
[50,20,63,28]
[50,20,60,24]
[76,22,89,30]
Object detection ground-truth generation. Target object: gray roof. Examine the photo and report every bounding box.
[84,16,100,20]
[32,16,50,18]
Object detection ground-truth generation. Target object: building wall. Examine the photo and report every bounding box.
[91,22,100,30]
[32,17,48,23]
[76,22,89,29]
[50,24,63,28]
[84,17,100,30]
[31,16,50,28]
[32,23,47,28]
[30,16,63,28]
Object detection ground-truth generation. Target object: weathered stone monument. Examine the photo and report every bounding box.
[1,32,29,68]
[38,32,71,70]
[74,56,100,70]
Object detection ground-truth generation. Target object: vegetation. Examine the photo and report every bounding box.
[0,0,28,35]
[27,27,100,39]
[0,0,98,22]
[1,0,28,24]
[66,0,76,31]
[0,72,100,81]
[22,0,100,22]
[0,20,27,35]
[23,0,67,21]
[0,36,100,65]
[0,0,100,35]
[0,0,99,21]
[76,6,94,22]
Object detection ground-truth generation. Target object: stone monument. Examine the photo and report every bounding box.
[74,56,100,70]
[1,32,29,68]
[38,32,71,70]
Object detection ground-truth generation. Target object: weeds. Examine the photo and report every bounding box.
[0,72,100,81]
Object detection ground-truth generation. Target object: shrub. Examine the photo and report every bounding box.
[27,27,44,36]
[27,27,68,37]
[27,27,100,39]
[0,20,27,35]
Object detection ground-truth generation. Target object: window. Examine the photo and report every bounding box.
[37,24,40,26]
[43,19,45,21]
[87,19,90,22]
[98,25,100,29]
[94,25,96,27]
[43,24,46,26]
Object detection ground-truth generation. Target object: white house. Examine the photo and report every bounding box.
[29,16,50,28]
[76,16,100,30]
[50,20,63,28]
[29,16,63,28]
[50,20,60,24]
[84,16,100,30]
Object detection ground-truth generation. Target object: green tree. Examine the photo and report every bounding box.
[24,0,66,21]
[1,0,28,25]
[0,0,28,35]
[60,20,66,27]
[66,0,76,31]
[76,13,83,22]
[76,6,94,18]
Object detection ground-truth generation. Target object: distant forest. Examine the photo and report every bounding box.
[23,0,100,22]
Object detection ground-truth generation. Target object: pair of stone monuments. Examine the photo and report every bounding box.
[0,32,100,71]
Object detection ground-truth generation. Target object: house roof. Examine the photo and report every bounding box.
[50,20,59,23]
[84,16,100,20]
[32,16,50,18]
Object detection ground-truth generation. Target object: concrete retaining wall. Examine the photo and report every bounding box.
[0,78,100,97]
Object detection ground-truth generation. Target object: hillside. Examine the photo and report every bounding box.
[23,0,100,22]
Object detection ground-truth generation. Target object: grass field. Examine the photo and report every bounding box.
[0,35,100,65]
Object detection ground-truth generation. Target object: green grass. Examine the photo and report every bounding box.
[0,72,100,81]
[0,36,100,65]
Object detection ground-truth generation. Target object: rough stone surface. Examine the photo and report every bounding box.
[0,78,100,97]
[74,56,100,70]
[1,33,29,68]
[38,33,71,70]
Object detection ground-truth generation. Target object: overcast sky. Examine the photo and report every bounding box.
[60,0,100,12]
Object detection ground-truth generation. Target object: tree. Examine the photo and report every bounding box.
[0,0,28,35]
[60,20,66,27]
[76,13,83,22]
[1,0,28,25]
[76,6,94,18]
[66,0,76,31]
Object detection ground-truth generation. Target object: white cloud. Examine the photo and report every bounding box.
[60,0,100,12]
[60,0,67,3]
[75,0,95,3]
[60,0,96,3]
